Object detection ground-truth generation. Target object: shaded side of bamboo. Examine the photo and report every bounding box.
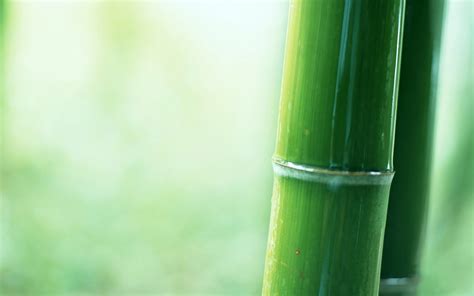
[262,0,406,295]
[380,0,445,293]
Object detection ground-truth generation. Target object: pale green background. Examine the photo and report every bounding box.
[0,0,472,294]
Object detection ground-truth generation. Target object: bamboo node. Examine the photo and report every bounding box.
[272,158,394,186]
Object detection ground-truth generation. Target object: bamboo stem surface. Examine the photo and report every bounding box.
[263,1,406,294]
[380,0,445,294]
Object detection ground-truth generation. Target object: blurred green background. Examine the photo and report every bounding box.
[0,0,472,295]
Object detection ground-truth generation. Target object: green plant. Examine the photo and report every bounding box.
[380,0,445,294]
[262,0,406,294]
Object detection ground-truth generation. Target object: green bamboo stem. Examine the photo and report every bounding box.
[380,0,445,294]
[262,0,405,295]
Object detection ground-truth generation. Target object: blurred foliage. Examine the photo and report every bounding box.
[0,2,288,294]
[0,0,472,295]
[418,1,473,294]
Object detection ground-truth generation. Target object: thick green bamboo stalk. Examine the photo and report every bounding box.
[262,0,405,295]
[380,0,445,294]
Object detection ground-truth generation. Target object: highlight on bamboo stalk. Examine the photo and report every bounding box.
[262,0,406,295]
[380,0,446,295]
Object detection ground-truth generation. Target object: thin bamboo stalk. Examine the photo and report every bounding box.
[380,0,445,294]
[262,0,406,295]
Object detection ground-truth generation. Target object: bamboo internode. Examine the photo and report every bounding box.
[380,0,445,293]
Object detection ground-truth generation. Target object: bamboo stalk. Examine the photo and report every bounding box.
[380,0,445,294]
[262,0,406,295]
